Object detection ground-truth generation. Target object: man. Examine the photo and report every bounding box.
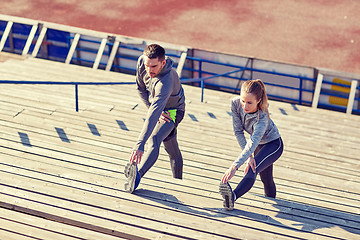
[124,44,186,193]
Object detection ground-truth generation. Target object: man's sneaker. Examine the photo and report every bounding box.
[219,182,235,211]
[124,162,141,193]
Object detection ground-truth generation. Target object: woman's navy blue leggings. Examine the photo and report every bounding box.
[233,137,283,199]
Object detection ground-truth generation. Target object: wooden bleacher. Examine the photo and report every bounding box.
[0,52,359,240]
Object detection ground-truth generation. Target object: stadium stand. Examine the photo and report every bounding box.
[1,13,360,116]
[0,51,359,239]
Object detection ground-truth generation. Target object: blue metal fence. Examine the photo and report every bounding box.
[0,19,359,115]
[182,55,317,105]
[0,80,135,112]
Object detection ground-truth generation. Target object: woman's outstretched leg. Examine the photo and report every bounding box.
[233,138,283,200]
[259,164,276,198]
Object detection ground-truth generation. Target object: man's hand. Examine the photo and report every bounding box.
[221,165,237,184]
[244,156,256,174]
[129,150,143,164]
[159,111,172,123]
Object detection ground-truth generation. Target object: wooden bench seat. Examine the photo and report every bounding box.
[0,53,359,239]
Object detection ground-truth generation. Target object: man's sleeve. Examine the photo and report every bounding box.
[133,78,174,152]
[135,57,151,108]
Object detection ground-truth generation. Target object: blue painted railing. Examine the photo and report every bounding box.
[1,19,358,114]
[0,80,135,112]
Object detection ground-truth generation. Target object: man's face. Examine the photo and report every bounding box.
[144,56,166,78]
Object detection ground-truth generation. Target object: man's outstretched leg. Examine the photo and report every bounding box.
[138,120,175,177]
[163,132,183,179]
[124,120,174,193]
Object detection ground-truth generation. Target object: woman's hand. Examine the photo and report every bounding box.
[244,156,256,174]
[221,165,238,184]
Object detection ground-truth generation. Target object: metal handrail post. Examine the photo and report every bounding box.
[199,60,203,102]
[75,83,79,112]
[201,80,204,102]
[299,77,303,105]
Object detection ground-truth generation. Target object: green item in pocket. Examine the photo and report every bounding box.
[167,109,177,123]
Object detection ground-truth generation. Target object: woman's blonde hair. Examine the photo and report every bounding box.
[241,79,269,116]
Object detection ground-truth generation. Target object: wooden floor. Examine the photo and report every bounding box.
[0,52,359,240]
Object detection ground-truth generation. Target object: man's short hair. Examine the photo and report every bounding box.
[143,44,165,61]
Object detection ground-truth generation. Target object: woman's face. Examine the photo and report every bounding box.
[240,90,261,114]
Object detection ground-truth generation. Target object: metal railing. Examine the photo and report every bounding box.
[182,55,317,105]
[0,80,135,112]
[1,15,359,115]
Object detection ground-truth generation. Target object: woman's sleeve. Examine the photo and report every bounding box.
[231,99,247,150]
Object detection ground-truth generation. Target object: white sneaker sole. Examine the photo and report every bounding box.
[124,163,137,193]
[219,183,234,211]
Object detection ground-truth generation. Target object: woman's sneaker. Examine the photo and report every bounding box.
[219,182,235,211]
[124,162,141,193]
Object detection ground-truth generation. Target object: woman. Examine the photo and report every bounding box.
[219,79,283,210]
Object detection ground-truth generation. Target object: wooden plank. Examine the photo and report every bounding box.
[1,99,359,176]
[0,152,358,240]
[1,136,358,226]
[0,99,358,187]
[93,38,107,69]
[31,26,47,58]
[1,85,358,151]
[0,189,169,240]
[0,144,358,240]
[0,117,360,215]
[0,129,358,240]
[0,21,13,52]
[0,171,274,240]
[0,54,359,240]
[0,229,35,240]
[2,104,353,169]
[105,39,120,71]
[176,51,187,77]
[1,127,358,210]
[22,24,38,56]
[0,52,26,62]
[0,103,358,216]
[312,73,323,108]
[346,80,358,115]
[0,208,125,240]
[65,33,80,64]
